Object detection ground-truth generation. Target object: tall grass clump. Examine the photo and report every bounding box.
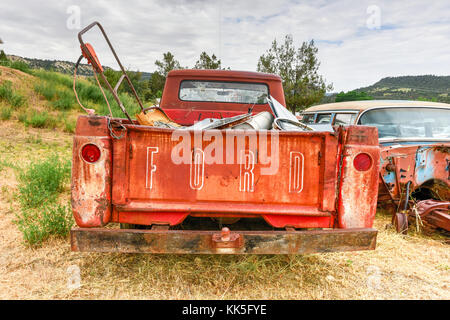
[51,90,74,110]
[33,69,72,88]
[17,154,70,208]
[23,111,57,129]
[15,155,72,246]
[0,80,26,108]
[1,104,12,120]
[34,82,56,100]
[15,203,73,246]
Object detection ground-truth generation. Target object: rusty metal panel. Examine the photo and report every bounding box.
[338,126,381,228]
[71,116,112,227]
[111,126,338,227]
[70,227,377,254]
[380,144,450,201]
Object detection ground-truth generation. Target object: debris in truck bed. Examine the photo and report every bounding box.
[136,106,180,128]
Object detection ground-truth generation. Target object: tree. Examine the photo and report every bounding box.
[335,90,373,102]
[145,52,183,100]
[96,68,144,97]
[0,50,7,62]
[154,52,182,78]
[257,35,332,113]
[194,52,221,69]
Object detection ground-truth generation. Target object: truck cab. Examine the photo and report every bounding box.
[160,69,286,125]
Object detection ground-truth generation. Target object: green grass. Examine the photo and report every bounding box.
[17,154,70,208]
[0,60,31,74]
[51,90,74,110]
[1,105,12,120]
[14,154,72,246]
[34,82,56,100]
[0,80,26,108]
[63,117,76,133]
[32,69,141,117]
[22,111,58,129]
[15,203,73,246]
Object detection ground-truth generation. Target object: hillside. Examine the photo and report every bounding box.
[6,54,152,79]
[321,75,450,104]
[356,75,450,103]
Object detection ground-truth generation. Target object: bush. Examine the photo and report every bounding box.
[24,111,57,129]
[63,118,76,133]
[10,61,31,74]
[1,105,12,120]
[51,90,74,110]
[17,154,70,208]
[0,80,26,108]
[79,84,104,104]
[15,203,73,246]
[34,82,56,100]
[17,113,27,124]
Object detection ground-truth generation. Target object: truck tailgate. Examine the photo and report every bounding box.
[111,125,339,226]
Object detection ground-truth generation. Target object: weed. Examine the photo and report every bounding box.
[63,118,76,133]
[24,112,57,129]
[1,105,12,120]
[17,154,70,208]
[0,81,26,108]
[51,90,74,110]
[34,82,56,101]
[17,113,27,124]
[25,135,43,144]
[15,203,73,246]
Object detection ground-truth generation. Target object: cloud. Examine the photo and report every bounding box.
[0,0,449,91]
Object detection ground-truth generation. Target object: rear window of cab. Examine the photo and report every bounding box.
[179,80,269,104]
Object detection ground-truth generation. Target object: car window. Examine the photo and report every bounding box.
[179,80,269,104]
[316,113,332,124]
[302,113,315,124]
[358,107,450,139]
[334,113,357,125]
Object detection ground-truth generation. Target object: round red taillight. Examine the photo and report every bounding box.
[353,153,372,171]
[81,144,101,163]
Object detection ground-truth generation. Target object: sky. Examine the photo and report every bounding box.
[0,0,449,92]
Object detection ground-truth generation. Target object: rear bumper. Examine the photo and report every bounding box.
[70,227,377,254]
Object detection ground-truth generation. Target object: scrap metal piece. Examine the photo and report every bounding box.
[411,199,450,231]
[268,96,314,131]
[184,113,252,130]
[268,95,299,122]
[392,212,408,234]
[273,118,314,131]
[136,106,181,128]
[231,111,274,130]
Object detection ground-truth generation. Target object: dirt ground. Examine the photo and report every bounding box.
[0,120,448,300]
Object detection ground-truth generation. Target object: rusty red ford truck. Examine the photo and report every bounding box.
[70,22,381,254]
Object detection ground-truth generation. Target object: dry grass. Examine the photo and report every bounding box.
[0,120,448,300]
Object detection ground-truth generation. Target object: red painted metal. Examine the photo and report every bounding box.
[72,115,380,230]
[71,116,112,227]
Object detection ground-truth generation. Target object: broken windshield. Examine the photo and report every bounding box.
[358,107,450,140]
[179,80,269,104]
